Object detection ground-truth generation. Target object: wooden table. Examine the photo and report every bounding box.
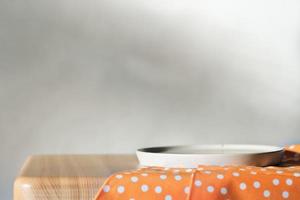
[14,155,138,200]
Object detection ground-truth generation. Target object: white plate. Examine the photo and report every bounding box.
[136,144,284,168]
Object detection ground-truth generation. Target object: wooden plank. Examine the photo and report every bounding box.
[14,155,138,200]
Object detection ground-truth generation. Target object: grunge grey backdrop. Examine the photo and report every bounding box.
[1,0,300,199]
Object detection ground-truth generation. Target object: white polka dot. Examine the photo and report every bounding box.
[289,145,295,149]
[160,174,167,180]
[165,195,172,200]
[239,168,246,171]
[253,181,260,189]
[276,170,283,174]
[103,185,110,193]
[217,174,224,179]
[263,190,270,198]
[204,170,212,174]
[207,186,214,193]
[261,168,267,171]
[220,187,227,195]
[174,175,182,181]
[239,182,247,190]
[129,198,135,200]
[289,166,295,169]
[286,178,293,186]
[272,179,280,186]
[184,186,190,194]
[131,176,138,183]
[117,185,125,193]
[155,186,162,193]
[195,180,202,187]
[141,173,148,177]
[294,172,300,177]
[232,172,240,177]
[282,191,289,199]
[250,171,257,175]
[185,169,193,173]
[141,184,149,192]
[116,174,123,179]
[173,169,180,173]
[197,167,204,171]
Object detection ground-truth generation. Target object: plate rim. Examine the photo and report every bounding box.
[136,144,284,156]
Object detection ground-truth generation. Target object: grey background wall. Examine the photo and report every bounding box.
[1,0,300,199]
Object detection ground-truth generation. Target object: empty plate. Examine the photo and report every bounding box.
[136,144,284,168]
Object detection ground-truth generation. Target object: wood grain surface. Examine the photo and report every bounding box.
[14,155,138,200]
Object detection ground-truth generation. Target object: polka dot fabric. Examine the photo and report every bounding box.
[94,145,300,200]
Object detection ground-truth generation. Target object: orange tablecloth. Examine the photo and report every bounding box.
[94,145,300,200]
